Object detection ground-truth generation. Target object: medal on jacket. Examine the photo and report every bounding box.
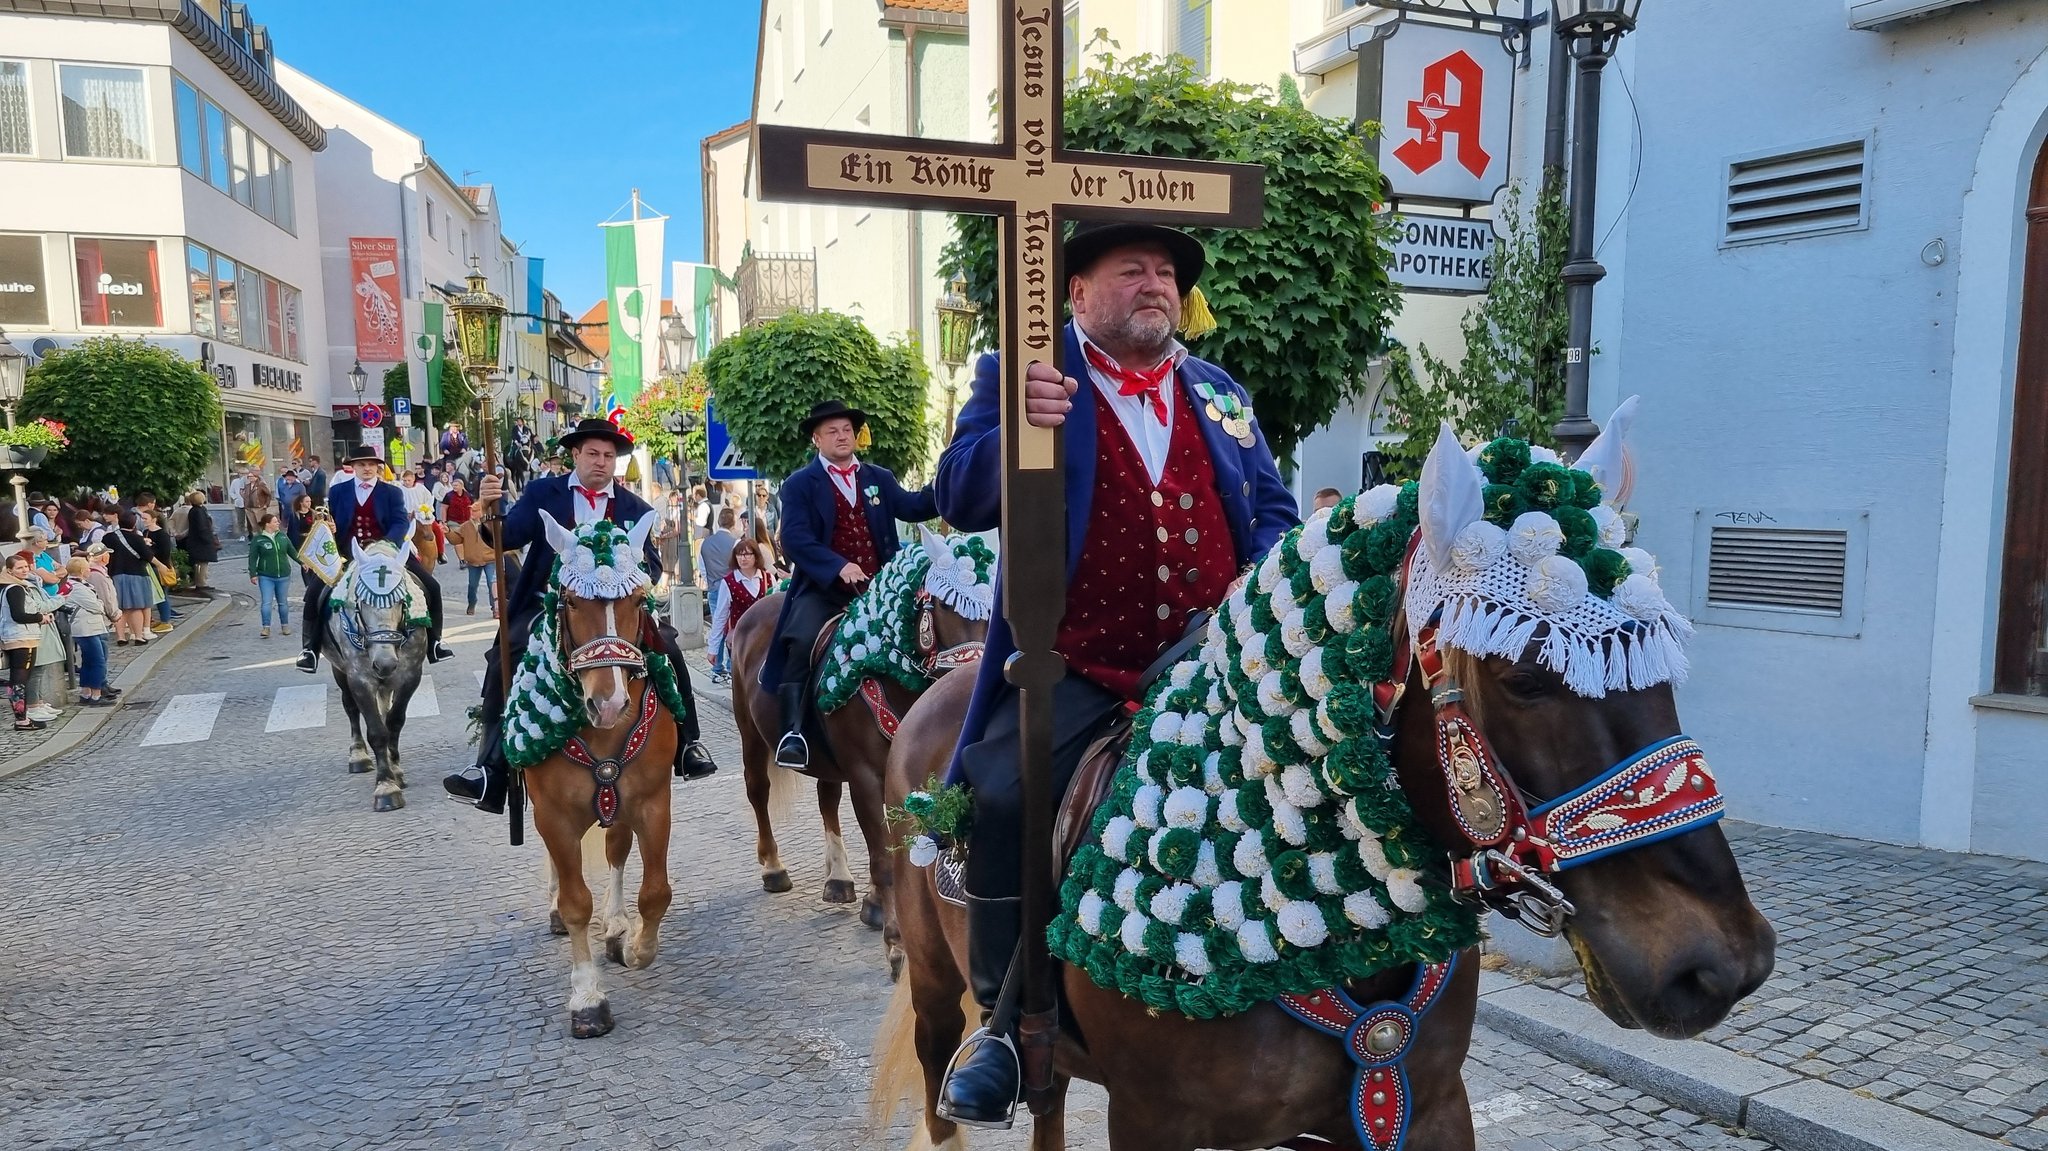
[1194,381,1257,447]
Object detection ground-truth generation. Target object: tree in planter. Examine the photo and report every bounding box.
[703,310,930,480]
[22,337,223,497]
[939,52,1403,463]
[1380,183,1570,478]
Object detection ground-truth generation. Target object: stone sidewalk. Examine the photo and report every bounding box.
[1486,822,2048,1149]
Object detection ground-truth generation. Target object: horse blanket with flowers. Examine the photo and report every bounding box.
[813,529,996,713]
[1044,424,1692,1020]
[502,520,686,771]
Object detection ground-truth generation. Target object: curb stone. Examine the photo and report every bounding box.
[1475,977,2009,1151]
[0,592,230,783]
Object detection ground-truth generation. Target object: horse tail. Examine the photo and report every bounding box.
[867,974,922,1144]
[768,760,802,830]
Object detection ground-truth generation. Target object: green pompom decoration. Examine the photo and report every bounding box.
[1482,483,1527,526]
[1272,850,1319,901]
[1250,594,1279,633]
[1235,782,1273,829]
[1365,519,1410,574]
[1154,829,1202,880]
[1517,462,1576,510]
[1143,918,1178,957]
[1396,482,1420,522]
[1570,469,1603,509]
[1322,683,1376,737]
[1478,437,1531,484]
[1553,505,1599,559]
[1581,547,1632,598]
[1355,575,1399,625]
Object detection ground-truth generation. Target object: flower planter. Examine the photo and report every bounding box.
[0,446,46,469]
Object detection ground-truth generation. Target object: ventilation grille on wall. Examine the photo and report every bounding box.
[1706,527,1850,615]
[1724,139,1868,246]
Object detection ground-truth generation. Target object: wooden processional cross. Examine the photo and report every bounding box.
[757,2,1264,1066]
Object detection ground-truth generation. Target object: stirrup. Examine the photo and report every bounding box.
[936,1027,1021,1131]
[774,732,809,770]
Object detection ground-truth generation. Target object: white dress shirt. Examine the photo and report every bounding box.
[568,480,617,528]
[823,457,862,505]
[1076,328,1188,485]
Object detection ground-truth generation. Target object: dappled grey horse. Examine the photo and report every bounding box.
[325,539,430,811]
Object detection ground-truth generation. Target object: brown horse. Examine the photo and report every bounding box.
[874,432,1775,1149]
[517,511,678,1039]
[729,529,993,968]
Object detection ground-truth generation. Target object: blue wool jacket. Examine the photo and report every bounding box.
[938,321,1299,781]
[492,474,660,615]
[759,455,938,688]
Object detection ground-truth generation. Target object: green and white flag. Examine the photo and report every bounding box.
[603,215,665,405]
[419,300,446,406]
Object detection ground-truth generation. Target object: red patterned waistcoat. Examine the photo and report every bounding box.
[349,486,385,549]
[723,570,769,636]
[1056,381,1234,700]
[829,478,880,594]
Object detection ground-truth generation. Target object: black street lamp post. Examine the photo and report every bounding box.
[1552,0,1642,460]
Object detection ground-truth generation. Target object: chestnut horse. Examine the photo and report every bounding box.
[517,511,678,1039]
[874,431,1775,1149]
[729,529,993,968]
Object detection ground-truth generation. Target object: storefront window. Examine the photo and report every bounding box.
[0,233,47,326]
[74,237,161,327]
[59,64,150,161]
[214,254,240,345]
[225,412,265,477]
[186,242,214,338]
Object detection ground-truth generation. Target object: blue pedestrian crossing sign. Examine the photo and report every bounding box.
[706,403,757,481]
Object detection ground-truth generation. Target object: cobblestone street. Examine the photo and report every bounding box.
[0,614,1783,1150]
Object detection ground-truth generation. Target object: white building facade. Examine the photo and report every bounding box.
[0,0,332,492]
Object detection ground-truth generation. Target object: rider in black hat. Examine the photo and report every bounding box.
[442,417,718,812]
[759,400,937,769]
[297,443,454,671]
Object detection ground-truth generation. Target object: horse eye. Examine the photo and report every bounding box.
[1502,666,1549,698]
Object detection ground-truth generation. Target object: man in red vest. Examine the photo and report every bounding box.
[929,221,1298,1127]
[760,400,937,769]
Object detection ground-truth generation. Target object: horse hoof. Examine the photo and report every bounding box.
[569,1002,614,1039]
[762,870,793,894]
[372,792,405,812]
[548,911,568,937]
[605,934,627,966]
[823,879,858,905]
[348,761,372,774]
[859,900,886,931]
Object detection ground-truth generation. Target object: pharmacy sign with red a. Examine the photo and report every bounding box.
[1379,22,1514,204]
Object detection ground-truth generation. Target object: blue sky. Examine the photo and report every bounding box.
[267,1,760,313]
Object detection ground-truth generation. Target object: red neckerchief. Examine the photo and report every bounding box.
[1082,343,1174,425]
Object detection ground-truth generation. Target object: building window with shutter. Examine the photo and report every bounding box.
[1995,145,2048,697]
[1170,0,1210,78]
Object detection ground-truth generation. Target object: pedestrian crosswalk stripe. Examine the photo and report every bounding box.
[142,693,226,747]
[406,676,440,719]
[265,684,327,733]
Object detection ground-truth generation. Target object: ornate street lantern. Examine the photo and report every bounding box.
[1552,0,1642,41]
[935,280,978,373]
[0,329,25,407]
[659,311,695,376]
[347,359,367,407]
[447,256,506,376]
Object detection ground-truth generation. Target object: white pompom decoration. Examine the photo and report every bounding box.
[1509,512,1566,566]
[1526,554,1590,614]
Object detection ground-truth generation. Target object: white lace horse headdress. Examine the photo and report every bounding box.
[1406,397,1692,697]
[538,511,658,599]
[916,526,997,621]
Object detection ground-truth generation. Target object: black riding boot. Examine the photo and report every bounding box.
[442,716,509,814]
[296,593,325,673]
[774,682,809,770]
[416,562,452,662]
[937,895,1023,1130]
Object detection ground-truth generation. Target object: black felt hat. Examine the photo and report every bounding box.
[558,417,635,453]
[1065,220,1206,292]
[800,399,868,438]
[344,443,385,466]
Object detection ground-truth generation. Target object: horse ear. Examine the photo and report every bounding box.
[394,535,413,571]
[623,512,656,557]
[349,535,364,565]
[538,509,577,556]
[1419,421,1484,571]
[1574,395,1639,506]
[917,524,947,566]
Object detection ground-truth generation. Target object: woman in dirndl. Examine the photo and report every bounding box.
[707,536,771,686]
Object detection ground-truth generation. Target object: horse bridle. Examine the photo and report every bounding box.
[341,563,415,651]
[1374,540,1727,937]
[557,591,649,678]
[554,590,657,828]
[912,589,983,677]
